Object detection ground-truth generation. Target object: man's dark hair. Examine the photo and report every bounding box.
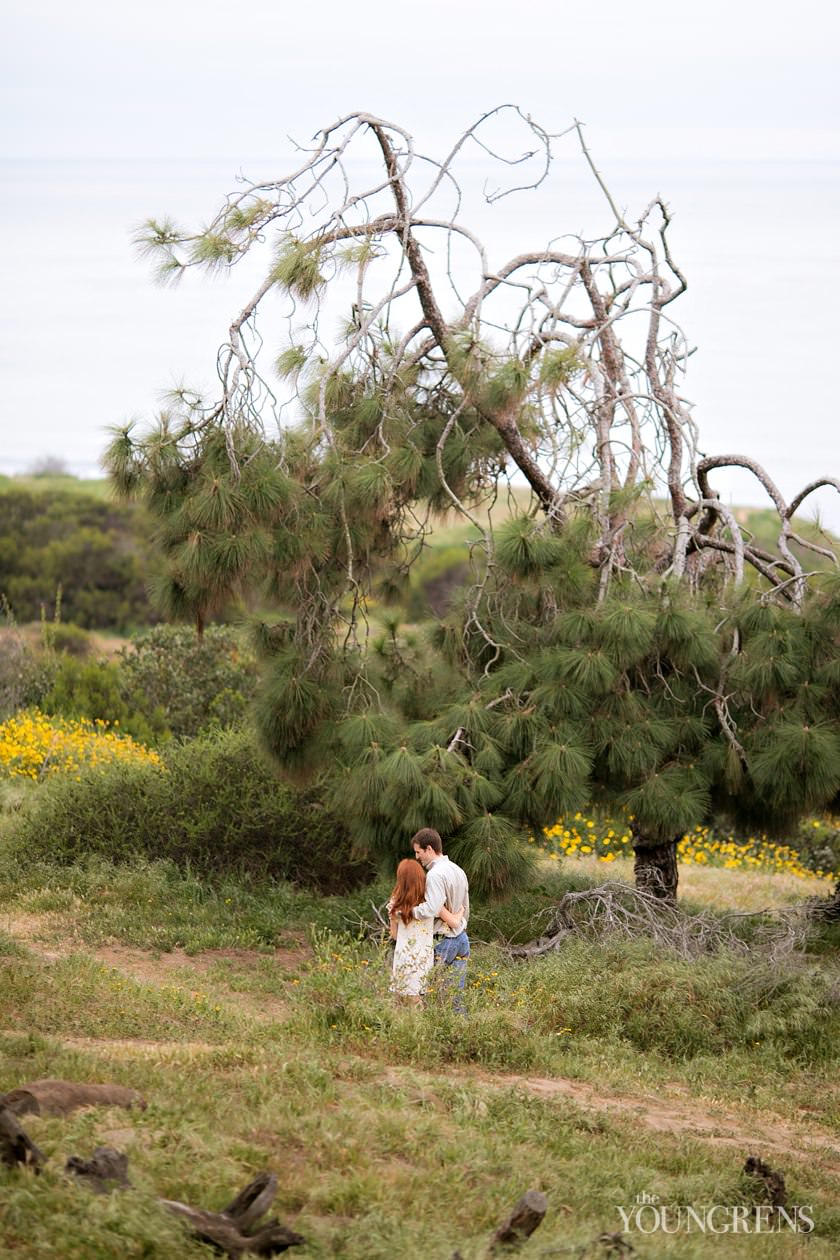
[411,828,442,854]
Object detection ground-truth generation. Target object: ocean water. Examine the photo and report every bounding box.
[1,154,838,531]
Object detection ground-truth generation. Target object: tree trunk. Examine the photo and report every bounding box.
[631,825,679,903]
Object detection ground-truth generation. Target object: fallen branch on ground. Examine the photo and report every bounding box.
[66,1146,132,1193]
[508,882,813,962]
[744,1155,787,1209]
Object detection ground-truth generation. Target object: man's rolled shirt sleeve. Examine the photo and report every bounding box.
[412,867,446,922]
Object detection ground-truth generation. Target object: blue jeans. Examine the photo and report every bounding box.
[434,930,470,1014]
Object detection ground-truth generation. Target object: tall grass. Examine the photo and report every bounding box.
[3,843,840,1256]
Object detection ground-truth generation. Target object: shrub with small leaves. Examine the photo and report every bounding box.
[117,623,259,738]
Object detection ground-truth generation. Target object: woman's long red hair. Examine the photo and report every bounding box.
[390,858,426,926]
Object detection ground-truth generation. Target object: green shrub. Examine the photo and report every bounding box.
[0,598,58,720]
[0,486,157,629]
[10,727,373,893]
[36,622,258,746]
[42,621,94,657]
[789,813,840,875]
[117,624,259,738]
[40,654,165,745]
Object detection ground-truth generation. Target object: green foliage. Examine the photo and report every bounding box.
[0,486,156,630]
[42,621,94,657]
[278,566,840,881]
[6,618,258,749]
[495,515,566,577]
[117,623,259,739]
[480,356,530,412]
[447,812,534,896]
[10,727,372,893]
[275,344,308,379]
[621,766,711,840]
[749,720,840,817]
[40,654,164,745]
[538,345,583,392]
[254,646,340,767]
[271,237,325,297]
[189,230,238,269]
[105,423,292,631]
[655,601,719,672]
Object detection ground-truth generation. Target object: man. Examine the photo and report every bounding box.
[410,827,470,1012]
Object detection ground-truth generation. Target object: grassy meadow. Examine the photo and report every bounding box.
[2,472,840,1256]
[3,831,840,1259]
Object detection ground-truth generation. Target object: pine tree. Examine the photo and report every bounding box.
[108,110,840,899]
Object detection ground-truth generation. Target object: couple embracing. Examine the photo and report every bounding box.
[388,828,470,1012]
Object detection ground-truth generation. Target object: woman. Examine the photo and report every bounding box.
[388,858,463,1005]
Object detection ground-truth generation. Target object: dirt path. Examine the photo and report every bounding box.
[388,1067,840,1173]
[2,911,306,1024]
[5,911,840,1174]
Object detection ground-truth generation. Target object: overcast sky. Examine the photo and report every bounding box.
[2,0,839,525]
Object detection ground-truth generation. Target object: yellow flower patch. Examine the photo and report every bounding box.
[540,814,838,881]
[0,709,161,780]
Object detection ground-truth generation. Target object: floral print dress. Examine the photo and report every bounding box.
[391,913,434,997]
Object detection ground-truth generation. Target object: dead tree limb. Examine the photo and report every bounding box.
[218,1171,285,1234]
[508,882,753,961]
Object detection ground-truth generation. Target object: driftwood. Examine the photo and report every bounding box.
[2,1102,303,1257]
[806,882,840,922]
[489,1189,548,1252]
[63,1153,304,1256]
[66,1146,133,1193]
[744,1155,787,1208]
[0,1104,45,1171]
[1,1079,146,1117]
[161,1172,304,1257]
